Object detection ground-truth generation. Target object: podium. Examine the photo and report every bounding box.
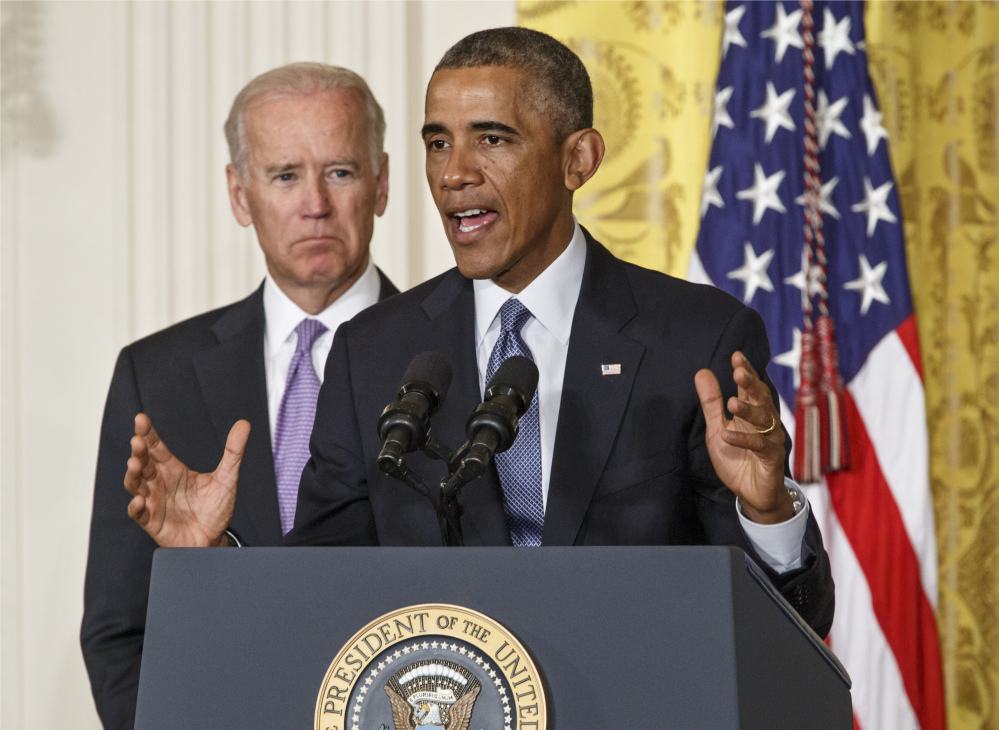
[135,546,851,729]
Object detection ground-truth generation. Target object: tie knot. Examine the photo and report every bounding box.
[294,318,328,354]
[499,298,532,335]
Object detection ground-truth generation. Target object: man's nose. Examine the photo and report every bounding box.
[441,144,482,190]
[302,176,333,218]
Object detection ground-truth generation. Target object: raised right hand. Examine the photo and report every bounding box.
[124,413,249,547]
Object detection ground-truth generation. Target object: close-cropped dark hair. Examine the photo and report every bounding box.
[434,27,593,142]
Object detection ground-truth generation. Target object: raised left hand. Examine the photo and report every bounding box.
[694,351,794,524]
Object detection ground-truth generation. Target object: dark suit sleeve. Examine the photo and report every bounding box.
[686,305,835,638]
[81,348,158,730]
[286,326,379,546]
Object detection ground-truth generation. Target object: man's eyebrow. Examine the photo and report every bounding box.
[421,123,446,139]
[325,158,360,169]
[469,121,520,136]
[265,163,301,175]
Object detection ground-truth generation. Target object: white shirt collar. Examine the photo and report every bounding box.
[263,257,381,351]
[473,219,587,347]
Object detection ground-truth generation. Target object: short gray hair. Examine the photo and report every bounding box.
[434,27,592,142]
[224,62,386,178]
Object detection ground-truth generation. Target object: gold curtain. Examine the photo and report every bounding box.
[865,4,999,729]
[518,2,999,728]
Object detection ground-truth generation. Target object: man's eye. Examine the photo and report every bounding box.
[484,135,502,145]
[428,139,448,150]
[278,173,295,182]
[330,169,351,178]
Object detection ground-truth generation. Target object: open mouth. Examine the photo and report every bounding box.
[452,208,498,233]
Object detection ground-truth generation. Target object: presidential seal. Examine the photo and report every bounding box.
[315,604,547,730]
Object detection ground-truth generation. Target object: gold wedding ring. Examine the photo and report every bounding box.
[756,414,778,435]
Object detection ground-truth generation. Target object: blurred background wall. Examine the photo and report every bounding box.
[0,2,514,726]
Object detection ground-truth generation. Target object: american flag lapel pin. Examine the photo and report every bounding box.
[601,364,622,376]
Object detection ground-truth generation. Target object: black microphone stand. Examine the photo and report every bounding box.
[376,357,535,547]
[378,435,477,547]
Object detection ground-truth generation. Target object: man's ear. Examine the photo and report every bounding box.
[374,153,389,217]
[226,164,253,227]
[562,128,605,192]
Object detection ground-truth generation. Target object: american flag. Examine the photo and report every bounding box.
[689,2,947,729]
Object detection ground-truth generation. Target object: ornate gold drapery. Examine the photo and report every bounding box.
[518,2,999,727]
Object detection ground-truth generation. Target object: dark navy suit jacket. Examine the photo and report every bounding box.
[289,232,834,636]
[81,272,398,730]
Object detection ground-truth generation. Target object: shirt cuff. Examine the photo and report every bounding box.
[736,478,809,574]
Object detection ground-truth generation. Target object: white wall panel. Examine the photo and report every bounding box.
[0,2,516,726]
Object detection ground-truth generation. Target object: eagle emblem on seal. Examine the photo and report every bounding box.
[383,660,482,730]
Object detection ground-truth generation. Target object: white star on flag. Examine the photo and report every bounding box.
[701,165,724,218]
[795,176,841,219]
[760,3,804,63]
[736,163,787,224]
[851,177,898,236]
[784,250,823,307]
[818,8,855,69]
[722,5,748,59]
[773,326,803,389]
[815,90,851,150]
[844,254,890,315]
[860,94,890,156]
[726,241,775,303]
[712,86,735,139]
[750,81,796,143]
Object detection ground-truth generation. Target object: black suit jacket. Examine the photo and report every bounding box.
[290,232,834,636]
[81,272,397,730]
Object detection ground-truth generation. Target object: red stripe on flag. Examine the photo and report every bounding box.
[826,391,945,730]
[895,315,923,381]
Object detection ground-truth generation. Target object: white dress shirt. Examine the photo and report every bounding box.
[263,258,382,436]
[473,220,809,572]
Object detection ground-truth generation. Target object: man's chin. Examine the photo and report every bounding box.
[454,260,501,281]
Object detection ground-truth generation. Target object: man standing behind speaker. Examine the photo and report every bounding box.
[81,63,398,729]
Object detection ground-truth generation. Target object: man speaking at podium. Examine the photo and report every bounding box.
[123,29,834,637]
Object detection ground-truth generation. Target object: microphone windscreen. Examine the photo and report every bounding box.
[402,351,453,398]
[488,355,539,400]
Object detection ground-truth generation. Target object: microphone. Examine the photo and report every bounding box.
[461,356,539,477]
[377,352,453,472]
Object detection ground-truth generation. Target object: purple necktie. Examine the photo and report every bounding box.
[273,318,328,535]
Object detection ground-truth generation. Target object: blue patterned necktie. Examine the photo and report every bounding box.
[273,318,328,535]
[486,298,544,546]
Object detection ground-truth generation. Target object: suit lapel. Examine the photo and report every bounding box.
[543,233,645,545]
[419,271,512,547]
[192,285,282,544]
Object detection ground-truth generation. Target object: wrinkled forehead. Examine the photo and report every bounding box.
[243,89,371,160]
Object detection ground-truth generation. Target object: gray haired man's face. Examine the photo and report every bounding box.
[227,88,388,303]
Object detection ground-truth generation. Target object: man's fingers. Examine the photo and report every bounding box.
[215,420,251,489]
[727,396,778,433]
[695,369,725,430]
[731,351,773,406]
[127,494,149,527]
[135,413,174,465]
[721,428,771,453]
[124,452,151,496]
